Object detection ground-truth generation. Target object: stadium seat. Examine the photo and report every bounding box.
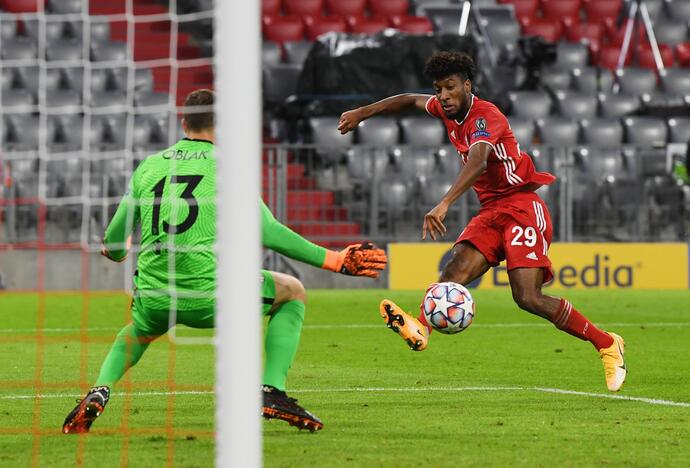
[263,15,305,43]
[484,18,521,47]
[579,118,623,145]
[622,116,668,145]
[555,41,589,68]
[46,39,82,61]
[582,0,622,24]
[599,68,615,92]
[326,0,366,17]
[597,45,630,70]
[653,20,688,46]
[639,0,663,20]
[284,0,324,17]
[90,41,126,61]
[667,118,690,143]
[541,66,573,91]
[508,90,552,118]
[659,69,690,97]
[305,16,347,40]
[1,68,16,90]
[309,116,354,164]
[0,0,38,14]
[5,115,40,150]
[564,22,604,51]
[508,117,535,146]
[47,89,82,112]
[2,89,34,111]
[521,19,564,43]
[1,19,17,39]
[92,90,129,108]
[369,0,410,19]
[263,63,301,104]
[535,117,580,145]
[262,41,283,66]
[1,38,37,60]
[637,44,675,70]
[598,93,640,118]
[615,67,657,96]
[349,17,389,34]
[555,91,598,119]
[541,0,581,27]
[357,117,400,146]
[262,0,281,16]
[676,43,690,67]
[398,147,436,178]
[571,66,598,92]
[397,16,433,34]
[378,177,411,220]
[48,0,82,13]
[283,40,312,64]
[667,0,690,21]
[346,147,390,180]
[399,116,446,145]
[427,7,464,34]
[419,175,452,207]
[501,0,539,25]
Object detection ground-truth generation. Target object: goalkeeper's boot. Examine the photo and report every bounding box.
[261,385,323,432]
[599,333,627,392]
[379,299,429,351]
[62,386,110,434]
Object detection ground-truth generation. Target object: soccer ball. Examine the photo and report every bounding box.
[421,282,475,334]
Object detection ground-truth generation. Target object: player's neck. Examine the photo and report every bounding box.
[185,130,215,144]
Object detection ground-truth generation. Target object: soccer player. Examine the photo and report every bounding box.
[62,89,387,434]
[337,52,627,392]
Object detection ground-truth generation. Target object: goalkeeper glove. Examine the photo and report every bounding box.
[322,242,388,278]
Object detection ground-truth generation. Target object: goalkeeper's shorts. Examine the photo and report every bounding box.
[261,269,276,315]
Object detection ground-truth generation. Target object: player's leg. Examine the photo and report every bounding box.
[503,194,626,391]
[380,240,493,351]
[260,270,322,431]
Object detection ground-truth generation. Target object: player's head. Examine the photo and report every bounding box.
[424,51,475,120]
[182,89,215,137]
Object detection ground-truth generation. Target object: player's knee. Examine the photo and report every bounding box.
[512,289,541,313]
[439,261,472,284]
[285,275,307,304]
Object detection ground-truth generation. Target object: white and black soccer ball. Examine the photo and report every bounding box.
[421,282,475,334]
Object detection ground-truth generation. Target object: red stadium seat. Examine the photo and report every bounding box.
[305,16,347,40]
[0,0,38,12]
[637,44,675,70]
[522,19,564,43]
[262,0,282,16]
[263,15,305,43]
[583,0,623,24]
[284,0,324,17]
[676,43,690,67]
[597,45,631,69]
[369,0,409,18]
[541,0,582,27]
[565,22,604,50]
[397,15,433,34]
[498,0,539,25]
[349,17,389,34]
[607,22,647,47]
[325,0,366,17]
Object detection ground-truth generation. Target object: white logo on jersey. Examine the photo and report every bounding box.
[526,252,538,260]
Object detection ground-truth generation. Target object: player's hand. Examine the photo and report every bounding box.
[422,201,448,241]
[100,235,132,263]
[337,109,364,134]
[332,242,388,278]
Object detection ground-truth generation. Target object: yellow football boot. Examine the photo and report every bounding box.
[599,332,627,392]
[379,299,429,351]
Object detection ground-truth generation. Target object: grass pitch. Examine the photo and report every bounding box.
[1,289,689,467]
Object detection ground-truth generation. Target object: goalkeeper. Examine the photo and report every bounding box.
[62,89,387,434]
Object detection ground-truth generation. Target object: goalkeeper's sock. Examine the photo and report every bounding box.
[95,323,157,387]
[552,299,614,350]
[263,300,305,391]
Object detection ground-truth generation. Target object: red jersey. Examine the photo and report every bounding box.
[426,94,555,205]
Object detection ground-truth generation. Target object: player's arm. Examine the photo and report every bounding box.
[261,201,387,278]
[338,94,432,134]
[423,142,491,241]
[102,174,141,262]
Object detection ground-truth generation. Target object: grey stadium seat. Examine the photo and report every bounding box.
[399,116,446,145]
[1,38,37,60]
[555,91,598,119]
[598,93,640,118]
[535,118,580,145]
[420,175,452,206]
[508,91,552,118]
[309,116,354,164]
[571,67,599,93]
[48,0,83,13]
[5,115,42,150]
[423,6,463,34]
[263,63,301,104]
[379,177,411,219]
[555,42,589,68]
[90,41,127,62]
[46,89,82,112]
[579,118,624,146]
[399,147,437,178]
[653,20,688,46]
[135,91,169,108]
[70,21,111,42]
[46,39,83,61]
[667,117,690,143]
[508,117,535,146]
[599,68,615,93]
[357,117,399,146]
[346,148,390,181]
[484,18,521,48]
[615,68,658,96]
[23,19,70,41]
[2,68,19,90]
[283,40,312,65]
[541,66,572,91]
[262,41,282,66]
[2,89,34,111]
[660,68,690,96]
[667,0,690,21]
[1,20,17,39]
[92,90,128,108]
[622,116,668,145]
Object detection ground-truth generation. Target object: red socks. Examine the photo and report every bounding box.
[553,299,613,350]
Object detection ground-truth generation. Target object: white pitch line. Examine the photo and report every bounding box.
[1,322,689,334]
[1,386,689,408]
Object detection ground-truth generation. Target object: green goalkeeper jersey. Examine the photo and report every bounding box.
[104,138,329,312]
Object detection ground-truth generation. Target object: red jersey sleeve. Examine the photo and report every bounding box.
[466,107,507,150]
[425,96,442,118]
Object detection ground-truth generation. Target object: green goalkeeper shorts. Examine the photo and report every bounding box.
[130,270,277,335]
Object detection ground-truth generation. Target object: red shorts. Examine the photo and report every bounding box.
[456,191,554,284]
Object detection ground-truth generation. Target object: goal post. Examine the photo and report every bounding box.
[215,0,263,466]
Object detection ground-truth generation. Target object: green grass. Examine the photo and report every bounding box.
[1,289,690,467]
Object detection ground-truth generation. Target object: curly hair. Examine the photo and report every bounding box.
[424,51,475,83]
[183,89,214,132]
